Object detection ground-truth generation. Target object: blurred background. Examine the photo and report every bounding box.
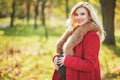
[0,0,120,80]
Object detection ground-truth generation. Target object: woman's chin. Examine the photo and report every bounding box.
[78,23,85,26]
[77,22,87,26]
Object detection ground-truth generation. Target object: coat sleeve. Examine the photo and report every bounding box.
[64,32,100,72]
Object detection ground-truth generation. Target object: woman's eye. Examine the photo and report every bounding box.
[81,13,85,15]
[74,14,78,16]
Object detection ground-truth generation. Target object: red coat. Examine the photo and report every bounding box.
[52,31,101,80]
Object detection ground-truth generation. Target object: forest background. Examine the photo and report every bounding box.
[0,0,120,80]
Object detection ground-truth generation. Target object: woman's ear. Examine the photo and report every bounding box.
[88,14,92,19]
[88,18,93,22]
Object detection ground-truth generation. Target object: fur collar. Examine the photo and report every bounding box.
[56,22,98,55]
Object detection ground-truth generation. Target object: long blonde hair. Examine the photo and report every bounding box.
[66,2,105,42]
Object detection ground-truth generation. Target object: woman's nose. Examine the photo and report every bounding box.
[76,16,82,19]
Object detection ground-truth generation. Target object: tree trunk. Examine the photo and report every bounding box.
[10,0,15,27]
[41,0,48,39]
[27,0,30,23]
[34,0,39,29]
[65,0,69,18]
[100,0,116,45]
[84,0,88,2]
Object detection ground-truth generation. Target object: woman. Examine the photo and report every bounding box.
[52,2,105,80]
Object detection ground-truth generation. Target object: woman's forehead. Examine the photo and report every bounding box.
[75,7,88,13]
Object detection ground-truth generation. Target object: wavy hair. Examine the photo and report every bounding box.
[66,2,105,42]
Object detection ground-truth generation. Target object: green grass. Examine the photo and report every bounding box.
[99,34,120,80]
[0,18,65,80]
[0,18,120,80]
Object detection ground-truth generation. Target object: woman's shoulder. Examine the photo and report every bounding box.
[87,31,97,35]
[83,31,100,44]
[85,31,99,39]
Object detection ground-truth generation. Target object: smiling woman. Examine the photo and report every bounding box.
[74,7,91,26]
[52,2,105,80]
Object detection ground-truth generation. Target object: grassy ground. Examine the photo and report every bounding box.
[0,18,120,80]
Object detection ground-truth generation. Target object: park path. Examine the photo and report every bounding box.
[0,23,10,28]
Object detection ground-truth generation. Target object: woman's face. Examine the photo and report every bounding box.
[74,7,90,26]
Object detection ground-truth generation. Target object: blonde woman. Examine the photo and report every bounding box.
[52,2,105,80]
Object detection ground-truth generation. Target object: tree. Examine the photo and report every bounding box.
[84,0,89,2]
[41,0,48,39]
[65,0,69,18]
[34,0,39,29]
[10,0,16,27]
[100,0,116,45]
[26,0,30,23]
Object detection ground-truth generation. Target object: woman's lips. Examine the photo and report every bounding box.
[77,19,84,23]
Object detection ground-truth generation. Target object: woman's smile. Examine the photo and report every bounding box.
[77,18,84,23]
[74,7,90,26]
